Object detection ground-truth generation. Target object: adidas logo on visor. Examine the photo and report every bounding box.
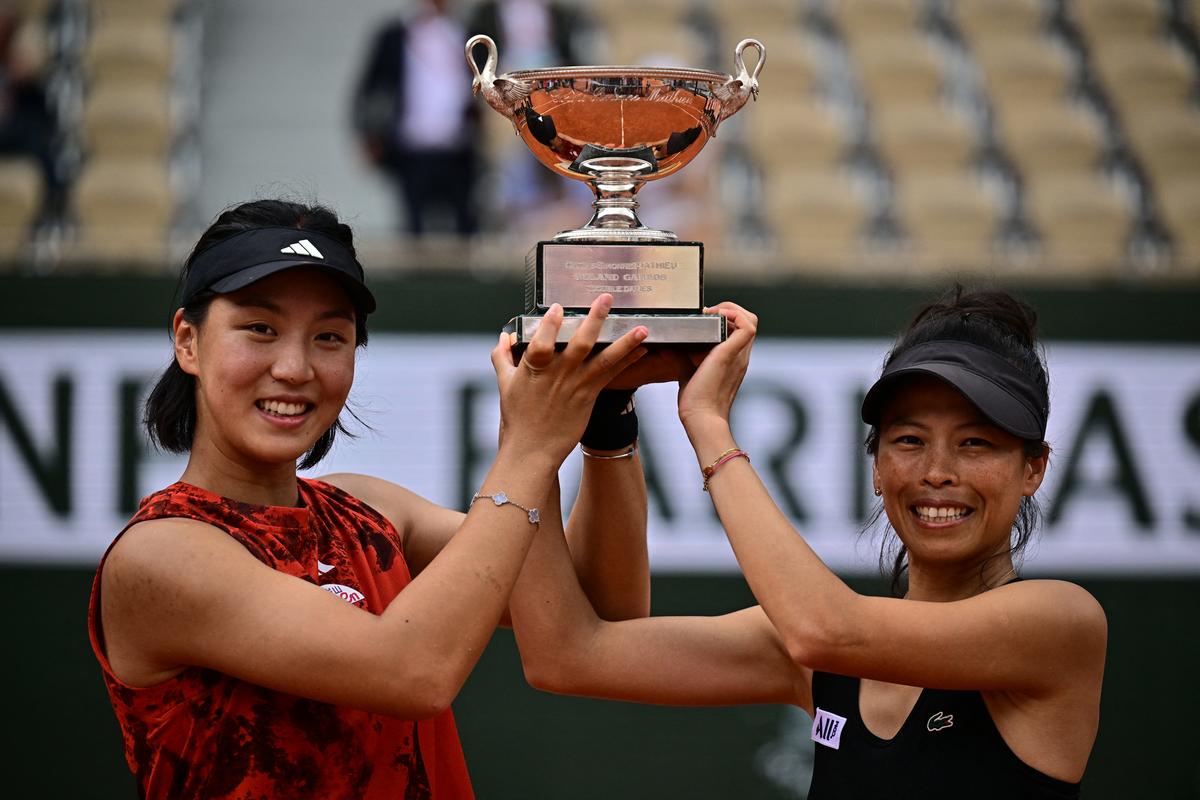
[280,239,324,258]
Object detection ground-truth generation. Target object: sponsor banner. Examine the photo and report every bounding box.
[1,331,1198,572]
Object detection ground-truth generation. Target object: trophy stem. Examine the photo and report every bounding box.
[553,156,678,243]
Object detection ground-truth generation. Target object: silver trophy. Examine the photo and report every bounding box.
[466,34,765,344]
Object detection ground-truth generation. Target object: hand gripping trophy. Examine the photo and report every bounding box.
[466,34,765,345]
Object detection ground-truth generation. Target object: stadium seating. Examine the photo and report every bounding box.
[70,159,173,264]
[974,37,1075,110]
[747,99,849,170]
[831,0,924,41]
[893,173,1000,268]
[84,20,173,85]
[564,0,1200,276]
[997,105,1106,179]
[0,159,43,264]
[1092,39,1195,121]
[56,0,187,266]
[1025,174,1133,270]
[592,0,690,32]
[748,33,820,98]
[873,105,977,178]
[16,0,1200,278]
[81,82,173,159]
[852,34,945,109]
[607,26,705,66]
[1155,178,1200,269]
[1069,0,1164,42]
[954,0,1046,44]
[764,168,869,268]
[711,0,800,44]
[89,0,178,22]
[1126,107,1200,187]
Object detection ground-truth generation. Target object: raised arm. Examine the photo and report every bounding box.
[674,304,1107,697]
[100,297,647,719]
[510,477,809,709]
[380,357,692,623]
[563,352,698,620]
[338,396,650,624]
[563,389,648,620]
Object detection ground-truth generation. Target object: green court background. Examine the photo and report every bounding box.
[3,275,1198,797]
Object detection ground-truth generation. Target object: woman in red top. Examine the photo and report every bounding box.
[89,199,655,798]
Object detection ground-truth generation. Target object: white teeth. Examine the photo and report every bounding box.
[915,506,969,522]
[258,400,307,417]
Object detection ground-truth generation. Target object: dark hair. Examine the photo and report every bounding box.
[864,286,1051,596]
[144,199,369,470]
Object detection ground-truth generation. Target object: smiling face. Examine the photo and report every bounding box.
[174,268,357,471]
[873,376,1047,578]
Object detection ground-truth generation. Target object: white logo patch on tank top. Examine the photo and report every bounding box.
[811,707,848,749]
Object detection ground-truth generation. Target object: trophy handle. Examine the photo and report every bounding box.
[465,34,498,85]
[734,38,766,93]
[709,38,766,135]
[466,34,531,132]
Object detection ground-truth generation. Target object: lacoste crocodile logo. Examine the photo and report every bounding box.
[927,711,954,732]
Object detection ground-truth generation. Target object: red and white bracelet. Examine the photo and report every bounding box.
[701,448,750,492]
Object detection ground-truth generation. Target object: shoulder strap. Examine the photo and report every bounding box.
[811,671,859,716]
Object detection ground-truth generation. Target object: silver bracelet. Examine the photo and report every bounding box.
[580,442,638,460]
[470,491,540,525]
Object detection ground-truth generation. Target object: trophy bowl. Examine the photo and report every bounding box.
[467,35,765,242]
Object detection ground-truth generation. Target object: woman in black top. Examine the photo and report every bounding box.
[509,288,1106,796]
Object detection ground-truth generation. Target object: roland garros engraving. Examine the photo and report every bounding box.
[542,246,700,309]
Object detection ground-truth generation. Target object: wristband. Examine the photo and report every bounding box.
[702,448,749,492]
[470,491,541,525]
[580,442,638,460]
[581,389,638,450]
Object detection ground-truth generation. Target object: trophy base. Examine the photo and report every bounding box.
[510,313,726,345]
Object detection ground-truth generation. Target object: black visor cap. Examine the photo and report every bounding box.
[861,340,1048,441]
[181,227,376,315]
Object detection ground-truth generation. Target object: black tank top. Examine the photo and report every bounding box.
[808,671,1082,799]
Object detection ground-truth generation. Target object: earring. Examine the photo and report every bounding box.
[874,487,882,497]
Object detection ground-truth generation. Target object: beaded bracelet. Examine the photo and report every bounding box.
[471,491,541,525]
[701,448,750,492]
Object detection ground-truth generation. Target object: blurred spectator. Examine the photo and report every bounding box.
[0,9,62,221]
[353,0,481,236]
[466,0,578,69]
[466,0,590,239]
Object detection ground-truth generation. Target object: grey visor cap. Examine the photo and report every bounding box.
[860,341,1047,441]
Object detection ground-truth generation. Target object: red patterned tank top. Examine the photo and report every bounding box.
[88,479,474,799]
